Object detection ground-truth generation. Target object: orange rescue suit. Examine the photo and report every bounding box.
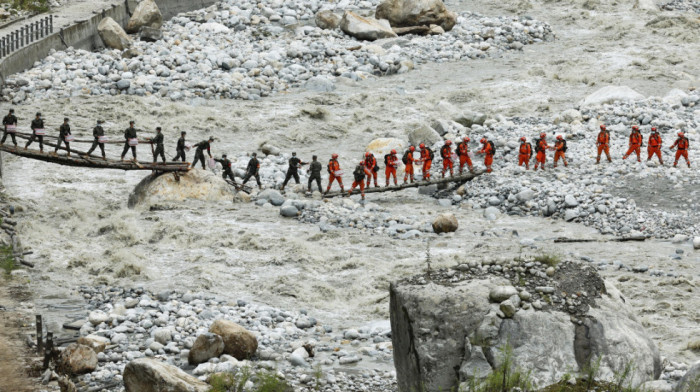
[440,144,454,177]
[671,137,690,167]
[385,153,398,185]
[554,140,568,167]
[623,131,643,161]
[403,150,415,183]
[647,133,662,163]
[420,147,433,179]
[457,141,473,173]
[364,154,378,187]
[478,142,494,172]
[326,158,343,191]
[535,138,549,169]
[597,131,611,163]
[518,142,532,169]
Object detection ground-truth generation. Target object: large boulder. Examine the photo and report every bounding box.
[390,263,660,392]
[340,11,398,41]
[432,213,458,233]
[123,358,209,392]
[674,361,700,392]
[127,170,232,208]
[188,333,224,365]
[76,335,110,354]
[56,343,97,375]
[581,86,645,107]
[126,0,163,34]
[139,26,163,42]
[209,320,258,360]
[408,124,441,146]
[376,0,457,32]
[315,10,341,30]
[97,17,132,50]
[366,138,407,157]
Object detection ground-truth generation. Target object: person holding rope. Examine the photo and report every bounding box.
[54,117,72,157]
[1,108,18,146]
[86,120,107,159]
[24,112,45,152]
[121,121,138,161]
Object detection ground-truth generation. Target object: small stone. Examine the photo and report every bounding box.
[489,286,518,302]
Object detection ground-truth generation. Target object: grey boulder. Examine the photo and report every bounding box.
[340,11,398,41]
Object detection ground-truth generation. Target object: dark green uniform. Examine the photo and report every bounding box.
[1,113,18,145]
[152,132,165,163]
[55,123,71,153]
[192,140,211,169]
[87,125,106,158]
[215,157,235,183]
[174,136,187,162]
[25,118,45,151]
[282,156,302,187]
[308,160,322,192]
[121,126,137,159]
[242,156,261,187]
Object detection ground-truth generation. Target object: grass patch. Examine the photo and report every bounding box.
[462,343,533,392]
[3,0,50,13]
[208,368,291,392]
[0,245,18,278]
[539,379,642,392]
[533,253,561,267]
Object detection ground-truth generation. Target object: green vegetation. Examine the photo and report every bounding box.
[4,0,50,13]
[0,245,18,278]
[208,368,291,392]
[462,343,533,392]
[533,253,561,267]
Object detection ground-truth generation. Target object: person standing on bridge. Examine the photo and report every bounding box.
[308,155,323,193]
[24,112,45,152]
[150,127,166,163]
[121,121,138,161]
[418,143,434,180]
[87,120,106,159]
[364,152,379,188]
[385,149,398,186]
[456,137,473,174]
[325,153,344,194]
[173,131,187,162]
[348,161,366,200]
[477,137,495,173]
[440,140,454,178]
[191,136,214,169]
[242,152,262,188]
[1,108,18,146]
[402,146,416,184]
[54,118,72,157]
[215,154,236,183]
[281,152,305,191]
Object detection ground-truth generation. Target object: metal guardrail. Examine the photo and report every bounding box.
[0,15,53,59]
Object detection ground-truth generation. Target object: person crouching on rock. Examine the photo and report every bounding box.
[348,161,366,200]
[242,152,262,188]
[191,136,214,169]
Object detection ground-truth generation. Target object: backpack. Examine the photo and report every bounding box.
[535,139,543,153]
[561,140,567,152]
[384,154,390,166]
[402,151,409,164]
[488,141,496,154]
[428,148,434,161]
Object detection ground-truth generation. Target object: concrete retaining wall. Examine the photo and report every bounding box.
[0,0,218,86]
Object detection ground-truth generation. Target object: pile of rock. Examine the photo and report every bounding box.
[660,0,700,13]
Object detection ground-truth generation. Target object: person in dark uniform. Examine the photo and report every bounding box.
[173,131,187,162]
[307,155,322,193]
[25,112,45,152]
[281,152,305,191]
[192,136,214,169]
[87,120,106,159]
[150,127,165,163]
[121,121,138,161]
[215,154,236,183]
[55,117,72,156]
[1,108,18,146]
[242,152,261,188]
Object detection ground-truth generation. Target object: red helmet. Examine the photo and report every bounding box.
[391,149,396,154]
[365,152,370,158]
[332,153,338,159]
[520,137,526,142]
[445,140,452,145]
[678,132,684,137]
[651,127,657,132]
[600,125,606,130]
[409,146,415,151]
[464,136,470,142]
[632,125,639,131]
[419,143,425,149]
[540,132,546,138]
[359,161,365,165]
[480,138,487,144]
[556,135,563,140]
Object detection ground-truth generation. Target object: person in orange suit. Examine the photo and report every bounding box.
[647,127,663,165]
[440,140,454,177]
[402,146,416,184]
[553,135,568,168]
[596,124,612,164]
[325,153,344,194]
[477,138,494,173]
[534,133,552,171]
[670,131,690,168]
[623,126,643,162]
[419,143,434,180]
[348,161,366,200]
[364,152,379,188]
[385,149,399,186]
[518,137,532,169]
[456,136,473,174]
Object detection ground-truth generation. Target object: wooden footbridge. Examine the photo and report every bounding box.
[323,170,484,198]
[0,131,190,172]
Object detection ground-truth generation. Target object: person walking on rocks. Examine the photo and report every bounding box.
[419,143,434,180]
[477,138,495,173]
[596,124,612,164]
[281,152,305,191]
[150,127,166,163]
[364,152,379,188]
[553,135,568,168]
[440,140,454,177]
[402,146,416,184]
[87,120,106,159]
[120,121,138,161]
[518,137,532,169]
[670,131,690,168]
[456,137,473,174]
[24,112,45,152]
[191,137,214,169]
[242,152,262,188]
[215,154,236,183]
[308,155,323,193]
[623,126,643,162]
[385,149,399,186]
[1,108,18,146]
[534,133,552,171]
[647,127,663,165]
[173,131,187,162]
[325,154,344,194]
[54,117,72,157]
[348,161,366,200]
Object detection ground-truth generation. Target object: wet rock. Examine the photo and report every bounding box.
[280,205,299,217]
[376,0,458,31]
[258,189,285,206]
[97,17,132,50]
[209,320,258,360]
[126,0,163,34]
[88,310,109,326]
[57,343,97,375]
[128,170,231,207]
[432,213,458,234]
[123,358,209,392]
[693,236,700,250]
[188,333,225,365]
[315,10,341,30]
[305,76,336,92]
[340,11,398,41]
[484,206,500,220]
